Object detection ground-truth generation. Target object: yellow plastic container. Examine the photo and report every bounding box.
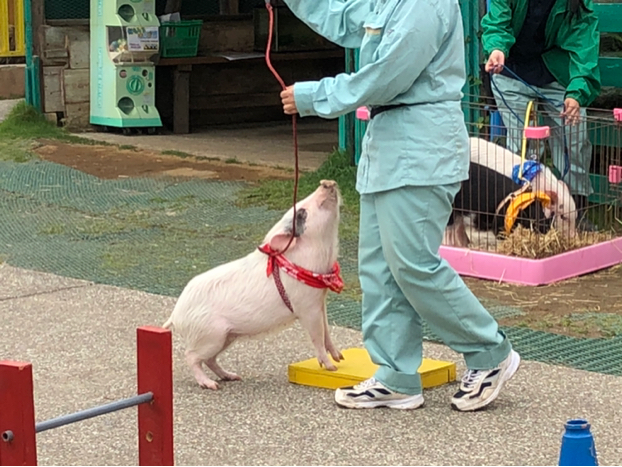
[288,348,456,390]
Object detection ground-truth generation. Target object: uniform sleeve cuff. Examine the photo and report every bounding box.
[565,88,587,107]
[294,81,320,117]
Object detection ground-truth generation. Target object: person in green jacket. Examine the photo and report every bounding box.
[481,0,601,230]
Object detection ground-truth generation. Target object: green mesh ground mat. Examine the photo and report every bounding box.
[1,159,621,377]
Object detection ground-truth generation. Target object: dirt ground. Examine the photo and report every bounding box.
[464,266,622,337]
[34,139,295,183]
[32,139,622,338]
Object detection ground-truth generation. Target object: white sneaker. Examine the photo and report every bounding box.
[334,377,424,410]
[451,350,521,412]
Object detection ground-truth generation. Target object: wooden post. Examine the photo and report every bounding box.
[137,327,174,466]
[30,0,44,57]
[0,362,37,466]
[173,64,191,134]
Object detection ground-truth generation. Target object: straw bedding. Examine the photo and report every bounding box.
[496,225,615,259]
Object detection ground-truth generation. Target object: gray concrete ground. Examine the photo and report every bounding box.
[78,119,338,171]
[1,263,621,466]
[0,98,21,122]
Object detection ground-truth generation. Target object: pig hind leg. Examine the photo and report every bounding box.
[185,350,220,390]
[205,334,241,381]
[185,333,238,390]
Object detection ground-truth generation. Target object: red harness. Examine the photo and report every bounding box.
[258,244,344,312]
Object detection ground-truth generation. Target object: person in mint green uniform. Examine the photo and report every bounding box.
[481,0,601,230]
[278,0,520,411]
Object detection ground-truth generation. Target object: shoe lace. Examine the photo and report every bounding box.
[461,370,484,390]
[354,377,377,390]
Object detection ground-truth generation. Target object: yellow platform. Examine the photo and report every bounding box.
[288,348,456,390]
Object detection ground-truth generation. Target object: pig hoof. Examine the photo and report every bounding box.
[319,359,338,371]
[196,376,219,390]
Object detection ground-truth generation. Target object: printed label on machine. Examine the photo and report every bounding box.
[127,27,159,52]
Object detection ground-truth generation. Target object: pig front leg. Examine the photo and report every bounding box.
[298,308,339,371]
[322,301,344,363]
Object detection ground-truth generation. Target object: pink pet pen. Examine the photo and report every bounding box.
[355,103,622,286]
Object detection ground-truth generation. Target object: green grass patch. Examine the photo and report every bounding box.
[237,148,360,241]
[0,138,39,162]
[0,101,106,149]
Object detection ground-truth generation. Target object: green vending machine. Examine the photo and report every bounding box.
[90,0,162,134]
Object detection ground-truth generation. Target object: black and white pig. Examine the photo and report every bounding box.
[469,137,577,237]
[444,162,553,247]
[162,180,344,390]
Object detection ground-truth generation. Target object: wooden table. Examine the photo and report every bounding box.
[156,50,344,134]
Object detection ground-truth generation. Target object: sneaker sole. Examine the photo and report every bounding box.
[451,350,521,412]
[335,394,425,410]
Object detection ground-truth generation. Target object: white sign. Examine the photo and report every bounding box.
[126,26,159,52]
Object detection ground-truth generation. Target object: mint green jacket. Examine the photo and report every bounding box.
[481,0,601,106]
[282,0,470,194]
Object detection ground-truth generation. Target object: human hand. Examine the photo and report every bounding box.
[280,85,297,115]
[485,50,505,73]
[561,98,580,126]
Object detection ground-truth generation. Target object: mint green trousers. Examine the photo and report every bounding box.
[359,183,512,395]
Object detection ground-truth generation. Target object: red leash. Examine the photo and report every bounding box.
[260,3,344,313]
[264,0,299,255]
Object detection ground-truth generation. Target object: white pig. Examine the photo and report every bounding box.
[162,180,345,390]
[469,137,577,237]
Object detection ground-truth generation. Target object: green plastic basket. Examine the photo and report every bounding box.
[159,20,203,58]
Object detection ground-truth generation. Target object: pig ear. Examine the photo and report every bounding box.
[544,191,558,203]
[267,233,297,253]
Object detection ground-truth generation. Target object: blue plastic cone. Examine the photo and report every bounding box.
[559,419,598,466]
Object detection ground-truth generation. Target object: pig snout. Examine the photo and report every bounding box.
[316,179,341,207]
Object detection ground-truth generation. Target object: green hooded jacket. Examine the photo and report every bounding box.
[481,0,601,107]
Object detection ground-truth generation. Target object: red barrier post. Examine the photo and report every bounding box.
[0,361,37,466]
[137,326,174,466]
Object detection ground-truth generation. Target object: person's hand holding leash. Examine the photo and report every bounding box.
[561,97,580,126]
[485,50,505,73]
[281,85,298,115]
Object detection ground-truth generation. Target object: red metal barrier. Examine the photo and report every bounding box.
[0,326,174,466]
[0,362,37,465]
[137,326,174,466]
